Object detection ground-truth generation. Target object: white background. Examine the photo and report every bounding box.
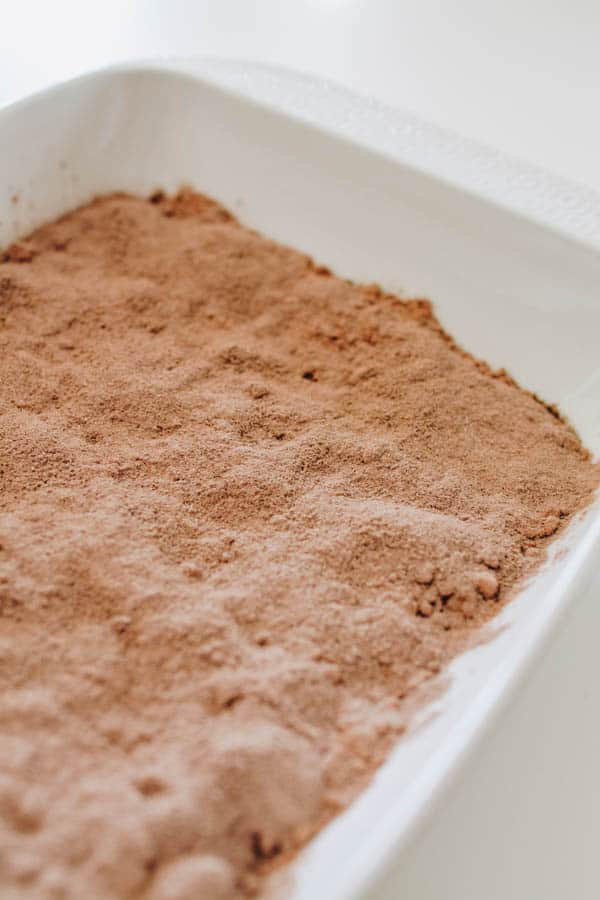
[2,0,600,195]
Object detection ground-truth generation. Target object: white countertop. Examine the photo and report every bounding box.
[2,0,600,196]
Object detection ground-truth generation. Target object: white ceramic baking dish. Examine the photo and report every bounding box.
[1,60,599,900]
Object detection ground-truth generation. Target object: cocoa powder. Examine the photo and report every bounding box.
[0,190,597,900]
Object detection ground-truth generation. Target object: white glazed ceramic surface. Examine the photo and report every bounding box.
[1,61,599,900]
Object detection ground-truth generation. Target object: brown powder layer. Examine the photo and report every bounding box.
[0,190,597,900]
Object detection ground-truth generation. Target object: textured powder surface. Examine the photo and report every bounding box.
[0,190,597,900]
